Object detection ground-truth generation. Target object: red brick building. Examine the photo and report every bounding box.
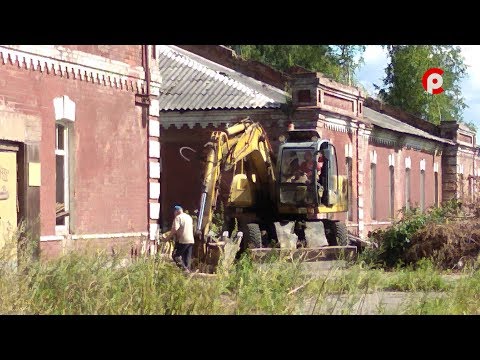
[1,45,479,261]
[0,45,161,258]
[157,46,480,238]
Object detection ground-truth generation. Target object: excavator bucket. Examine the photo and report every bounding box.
[248,246,357,263]
[248,221,357,268]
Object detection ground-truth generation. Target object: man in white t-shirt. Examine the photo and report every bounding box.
[166,205,195,272]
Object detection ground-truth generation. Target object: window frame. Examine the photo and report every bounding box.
[346,157,353,221]
[420,169,425,212]
[405,167,411,211]
[389,165,395,219]
[55,123,69,236]
[370,162,376,220]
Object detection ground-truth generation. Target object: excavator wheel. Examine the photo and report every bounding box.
[241,223,262,249]
[334,222,349,246]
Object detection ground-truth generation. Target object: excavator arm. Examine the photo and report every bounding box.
[196,118,276,241]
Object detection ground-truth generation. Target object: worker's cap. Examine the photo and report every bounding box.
[173,205,183,211]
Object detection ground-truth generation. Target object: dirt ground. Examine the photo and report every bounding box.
[296,262,463,314]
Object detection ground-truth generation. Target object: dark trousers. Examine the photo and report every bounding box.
[172,242,193,271]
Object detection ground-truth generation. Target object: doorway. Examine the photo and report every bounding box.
[0,146,18,260]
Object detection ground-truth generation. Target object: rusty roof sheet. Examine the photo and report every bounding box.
[364,107,454,145]
[157,45,288,111]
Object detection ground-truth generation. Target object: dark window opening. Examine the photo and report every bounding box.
[346,157,353,221]
[459,174,464,201]
[405,168,411,211]
[371,163,376,220]
[297,90,311,103]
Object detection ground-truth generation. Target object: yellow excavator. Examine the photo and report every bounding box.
[194,117,356,270]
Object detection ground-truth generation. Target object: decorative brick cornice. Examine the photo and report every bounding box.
[0,45,161,94]
[369,135,397,147]
[369,128,443,154]
[322,116,358,134]
[159,109,288,130]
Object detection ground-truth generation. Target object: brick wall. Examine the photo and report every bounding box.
[61,45,143,68]
[0,45,147,238]
[39,235,144,260]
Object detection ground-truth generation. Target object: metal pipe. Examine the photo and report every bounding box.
[144,45,152,249]
[356,126,360,237]
[144,45,150,97]
[197,192,207,232]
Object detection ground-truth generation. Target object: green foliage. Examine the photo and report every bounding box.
[404,271,480,315]
[378,45,468,125]
[227,45,366,86]
[330,45,366,86]
[464,121,477,132]
[224,255,304,314]
[210,201,225,236]
[363,200,462,268]
[383,259,448,292]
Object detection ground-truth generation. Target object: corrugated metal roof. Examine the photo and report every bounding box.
[157,45,288,111]
[364,107,454,144]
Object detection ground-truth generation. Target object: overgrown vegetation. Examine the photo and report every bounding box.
[1,223,309,314]
[4,197,480,314]
[363,200,465,269]
[227,45,366,87]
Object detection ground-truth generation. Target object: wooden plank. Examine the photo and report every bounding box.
[0,143,19,152]
[17,143,40,261]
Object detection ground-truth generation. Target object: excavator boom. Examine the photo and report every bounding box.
[196,118,276,242]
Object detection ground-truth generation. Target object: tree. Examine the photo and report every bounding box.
[227,45,365,86]
[330,45,366,86]
[379,45,468,125]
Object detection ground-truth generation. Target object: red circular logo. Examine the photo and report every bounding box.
[422,68,444,95]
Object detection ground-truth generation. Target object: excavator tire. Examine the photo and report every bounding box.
[241,223,262,249]
[334,222,349,246]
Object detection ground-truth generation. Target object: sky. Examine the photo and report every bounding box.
[356,45,480,144]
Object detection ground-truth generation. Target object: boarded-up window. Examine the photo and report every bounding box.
[459,174,464,201]
[389,165,395,218]
[405,168,411,211]
[420,170,425,212]
[346,157,353,221]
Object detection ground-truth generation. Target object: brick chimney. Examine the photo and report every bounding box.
[290,72,365,119]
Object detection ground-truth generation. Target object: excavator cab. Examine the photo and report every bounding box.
[277,132,341,216]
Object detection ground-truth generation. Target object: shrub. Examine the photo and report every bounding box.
[363,200,462,268]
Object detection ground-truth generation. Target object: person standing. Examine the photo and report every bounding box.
[164,205,195,272]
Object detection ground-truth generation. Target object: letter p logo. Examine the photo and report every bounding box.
[422,68,444,95]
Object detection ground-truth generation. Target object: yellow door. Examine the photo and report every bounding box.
[0,150,17,261]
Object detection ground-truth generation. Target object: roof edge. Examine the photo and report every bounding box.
[365,97,441,136]
[176,45,290,91]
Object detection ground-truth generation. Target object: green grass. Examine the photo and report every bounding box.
[2,233,480,314]
[402,270,480,314]
[0,245,312,315]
